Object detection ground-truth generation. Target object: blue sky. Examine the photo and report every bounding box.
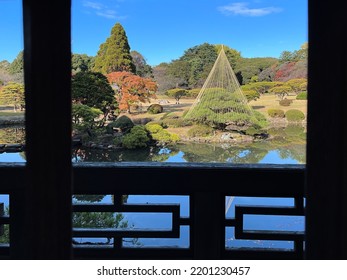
[0,0,307,66]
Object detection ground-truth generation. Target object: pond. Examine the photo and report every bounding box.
[1,124,306,164]
[71,140,305,164]
[1,125,305,249]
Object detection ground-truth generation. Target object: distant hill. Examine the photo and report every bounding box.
[153,43,307,91]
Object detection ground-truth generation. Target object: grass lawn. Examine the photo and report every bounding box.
[0,111,25,117]
[0,106,25,116]
[120,95,194,123]
[249,94,307,117]
[123,93,307,124]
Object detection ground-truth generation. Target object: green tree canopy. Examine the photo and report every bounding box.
[152,62,182,92]
[242,89,260,102]
[71,72,117,125]
[270,85,292,99]
[279,42,308,63]
[166,43,241,88]
[215,45,241,69]
[130,50,153,78]
[165,88,187,104]
[284,78,307,93]
[167,60,190,87]
[241,81,284,95]
[0,82,25,111]
[72,53,95,74]
[8,51,24,75]
[93,23,135,74]
[234,57,278,85]
[72,104,103,129]
[0,60,10,72]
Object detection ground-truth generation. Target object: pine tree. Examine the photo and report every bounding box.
[184,47,259,130]
[93,23,135,74]
[8,51,24,75]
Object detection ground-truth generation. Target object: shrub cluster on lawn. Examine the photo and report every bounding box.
[267,109,285,118]
[279,98,293,106]
[122,125,149,149]
[147,104,163,114]
[106,115,134,134]
[145,123,180,144]
[285,109,305,122]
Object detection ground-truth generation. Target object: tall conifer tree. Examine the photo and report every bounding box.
[93,23,135,74]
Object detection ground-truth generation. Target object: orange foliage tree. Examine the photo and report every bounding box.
[107,71,157,113]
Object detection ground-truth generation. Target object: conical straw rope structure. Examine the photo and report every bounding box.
[184,46,257,128]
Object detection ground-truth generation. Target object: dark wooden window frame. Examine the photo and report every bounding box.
[1,0,347,259]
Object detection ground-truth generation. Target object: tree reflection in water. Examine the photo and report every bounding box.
[0,126,25,144]
[71,125,305,164]
[72,195,139,246]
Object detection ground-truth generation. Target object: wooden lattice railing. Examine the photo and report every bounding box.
[0,162,305,259]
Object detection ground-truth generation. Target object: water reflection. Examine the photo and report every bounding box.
[1,124,305,164]
[0,126,25,144]
[72,140,305,164]
[71,124,306,164]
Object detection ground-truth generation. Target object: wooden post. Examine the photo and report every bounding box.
[306,0,347,258]
[0,203,4,237]
[23,0,72,259]
[193,192,224,259]
[9,191,27,259]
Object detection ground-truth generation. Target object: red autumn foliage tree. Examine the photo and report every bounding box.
[274,62,296,82]
[107,72,158,113]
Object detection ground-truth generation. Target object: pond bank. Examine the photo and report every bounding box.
[0,144,24,153]
[0,115,25,126]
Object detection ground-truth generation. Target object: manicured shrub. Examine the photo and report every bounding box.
[162,118,192,128]
[184,89,259,129]
[166,88,187,103]
[285,109,305,122]
[267,109,285,118]
[145,123,180,144]
[151,130,180,144]
[107,115,134,134]
[122,125,149,149]
[279,99,293,106]
[169,133,180,143]
[296,92,307,100]
[145,120,168,129]
[147,104,163,114]
[72,104,103,129]
[145,123,163,134]
[187,125,214,138]
[243,89,260,102]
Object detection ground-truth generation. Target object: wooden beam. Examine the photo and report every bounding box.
[23,0,72,259]
[306,0,347,259]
